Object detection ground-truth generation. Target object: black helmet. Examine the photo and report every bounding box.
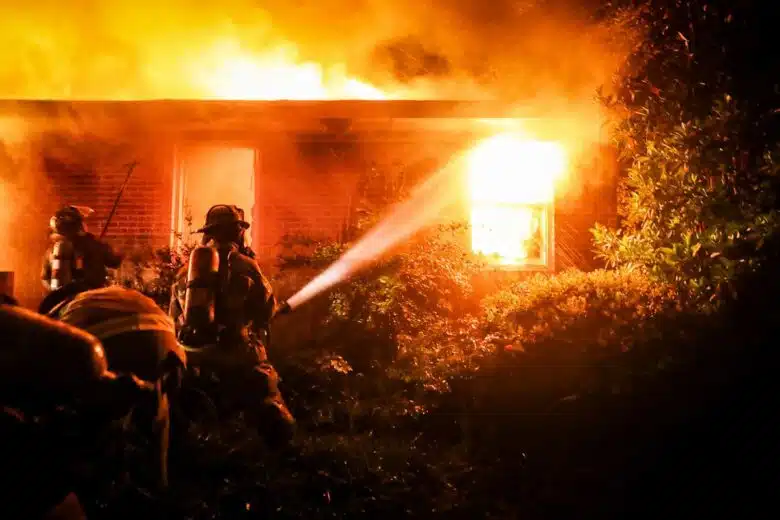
[50,205,92,235]
[196,205,250,233]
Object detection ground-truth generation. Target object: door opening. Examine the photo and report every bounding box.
[171,146,256,248]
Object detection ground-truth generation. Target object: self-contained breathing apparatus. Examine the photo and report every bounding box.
[45,206,90,291]
[178,204,263,348]
[179,244,222,347]
[178,243,291,348]
[40,205,124,316]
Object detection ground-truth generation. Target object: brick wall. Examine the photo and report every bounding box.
[42,133,173,252]
[12,132,618,305]
[254,138,361,263]
[252,138,467,267]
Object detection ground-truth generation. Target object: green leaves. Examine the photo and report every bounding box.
[594,92,779,309]
[481,267,677,360]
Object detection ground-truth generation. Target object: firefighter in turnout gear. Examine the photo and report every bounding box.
[54,286,187,492]
[1,296,158,519]
[39,205,123,315]
[170,204,295,448]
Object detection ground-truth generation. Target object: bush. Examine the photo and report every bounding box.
[594,0,780,310]
[273,223,493,392]
[116,242,193,310]
[592,100,779,309]
[275,236,680,398]
[480,267,678,398]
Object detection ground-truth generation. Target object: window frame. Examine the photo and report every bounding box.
[470,199,555,272]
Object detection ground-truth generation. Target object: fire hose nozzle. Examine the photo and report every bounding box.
[276,301,292,316]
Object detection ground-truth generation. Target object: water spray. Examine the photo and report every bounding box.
[281,153,468,312]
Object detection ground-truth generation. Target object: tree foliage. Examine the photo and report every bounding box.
[593,1,780,308]
[592,101,779,306]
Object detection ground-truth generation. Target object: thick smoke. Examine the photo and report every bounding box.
[0,1,640,181]
[0,1,638,102]
[0,115,58,305]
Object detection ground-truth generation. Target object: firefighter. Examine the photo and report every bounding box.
[53,286,187,492]
[0,300,155,519]
[39,205,123,315]
[202,205,256,258]
[170,204,295,448]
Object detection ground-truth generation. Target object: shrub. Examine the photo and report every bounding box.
[595,0,780,310]
[116,242,193,310]
[483,267,677,366]
[274,223,492,392]
[592,100,779,309]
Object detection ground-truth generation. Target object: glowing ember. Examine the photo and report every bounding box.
[195,42,388,100]
[467,133,567,266]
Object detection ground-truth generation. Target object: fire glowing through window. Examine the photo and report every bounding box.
[467,134,567,267]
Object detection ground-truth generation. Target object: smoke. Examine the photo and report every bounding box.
[0,116,28,271]
[0,115,59,305]
[0,1,639,102]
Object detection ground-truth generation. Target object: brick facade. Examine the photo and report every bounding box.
[1,101,619,306]
[253,138,360,261]
[42,134,173,251]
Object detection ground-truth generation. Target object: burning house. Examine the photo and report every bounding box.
[0,98,617,305]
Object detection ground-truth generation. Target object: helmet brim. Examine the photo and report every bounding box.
[195,220,250,233]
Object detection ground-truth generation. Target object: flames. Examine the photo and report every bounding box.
[192,41,390,100]
[467,133,567,266]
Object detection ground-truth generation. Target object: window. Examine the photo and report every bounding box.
[467,134,565,270]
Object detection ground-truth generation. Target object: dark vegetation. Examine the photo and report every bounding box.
[102,1,780,518]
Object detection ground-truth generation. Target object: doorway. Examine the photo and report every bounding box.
[171,145,256,247]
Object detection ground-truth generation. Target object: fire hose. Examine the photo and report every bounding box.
[274,301,292,317]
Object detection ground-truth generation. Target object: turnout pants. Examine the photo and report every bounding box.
[180,338,295,448]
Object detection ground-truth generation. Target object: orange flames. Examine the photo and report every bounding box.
[191,41,391,100]
[467,133,567,266]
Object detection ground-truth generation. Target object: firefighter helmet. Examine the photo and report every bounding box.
[196,205,250,233]
[56,286,186,380]
[55,286,186,490]
[49,205,93,235]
